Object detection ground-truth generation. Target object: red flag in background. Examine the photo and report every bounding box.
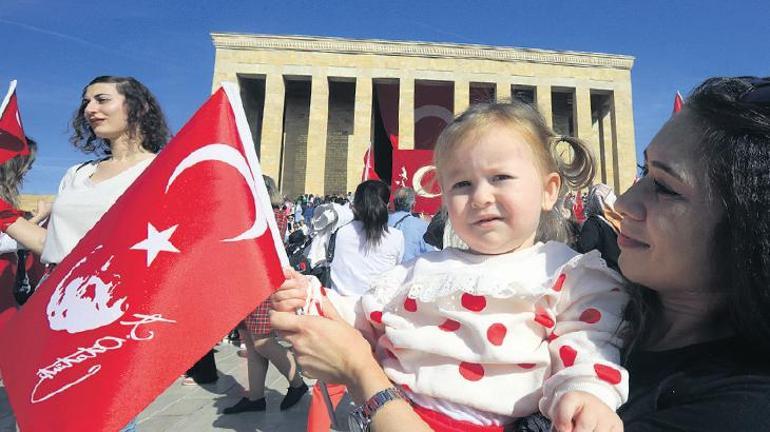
[414,83,453,150]
[362,144,380,181]
[0,80,30,164]
[0,84,288,431]
[673,91,684,114]
[392,149,441,215]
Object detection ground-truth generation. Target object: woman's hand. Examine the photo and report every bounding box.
[270,299,378,391]
[551,391,623,432]
[30,200,52,224]
[271,267,310,312]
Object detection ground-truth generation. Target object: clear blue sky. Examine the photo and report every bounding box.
[2,0,768,194]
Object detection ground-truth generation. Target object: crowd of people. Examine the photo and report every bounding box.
[0,74,768,431]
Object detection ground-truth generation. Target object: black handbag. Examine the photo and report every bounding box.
[13,249,34,305]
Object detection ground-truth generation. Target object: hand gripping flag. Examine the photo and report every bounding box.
[0,83,288,431]
[0,80,30,164]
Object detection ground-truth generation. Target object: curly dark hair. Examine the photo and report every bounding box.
[70,76,170,155]
[624,76,770,356]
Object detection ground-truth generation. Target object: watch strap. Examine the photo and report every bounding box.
[356,386,408,420]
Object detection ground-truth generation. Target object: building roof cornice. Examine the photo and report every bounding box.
[211,32,634,70]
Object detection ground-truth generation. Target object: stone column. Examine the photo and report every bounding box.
[574,87,600,176]
[260,73,286,182]
[496,79,512,102]
[536,84,553,129]
[399,76,415,150]
[454,79,469,116]
[304,74,329,195]
[611,82,637,193]
[599,104,616,189]
[347,75,373,192]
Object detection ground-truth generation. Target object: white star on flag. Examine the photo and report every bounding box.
[130,223,180,266]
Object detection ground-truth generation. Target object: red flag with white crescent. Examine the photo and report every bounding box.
[391,149,441,214]
[0,80,30,164]
[362,144,380,182]
[414,84,453,150]
[0,84,287,431]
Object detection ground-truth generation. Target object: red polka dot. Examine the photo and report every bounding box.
[461,293,487,312]
[403,298,417,312]
[459,362,485,381]
[559,345,577,367]
[594,364,622,385]
[546,332,559,342]
[579,308,602,324]
[486,323,507,346]
[552,274,567,292]
[438,319,461,332]
[518,363,536,369]
[534,312,555,328]
[370,311,383,324]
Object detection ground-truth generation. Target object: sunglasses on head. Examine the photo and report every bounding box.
[738,76,770,103]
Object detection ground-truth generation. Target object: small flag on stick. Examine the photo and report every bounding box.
[0,80,30,164]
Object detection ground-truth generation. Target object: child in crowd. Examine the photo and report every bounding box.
[275,101,628,431]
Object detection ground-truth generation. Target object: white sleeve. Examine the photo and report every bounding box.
[538,252,629,417]
[0,233,19,254]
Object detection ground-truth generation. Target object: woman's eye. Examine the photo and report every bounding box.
[653,179,678,196]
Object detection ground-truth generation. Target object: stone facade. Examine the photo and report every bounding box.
[211,33,637,197]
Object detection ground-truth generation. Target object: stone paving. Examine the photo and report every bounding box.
[1,342,354,431]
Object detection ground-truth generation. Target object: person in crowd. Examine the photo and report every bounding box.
[223,175,308,414]
[273,76,770,432]
[422,207,448,250]
[0,75,170,432]
[0,138,48,322]
[388,187,433,263]
[272,101,628,431]
[329,180,404,296]
[576,183,621,270]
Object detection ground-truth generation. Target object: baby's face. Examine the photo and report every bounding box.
[440,126,559,255]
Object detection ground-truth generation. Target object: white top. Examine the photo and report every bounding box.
[41,159,152,264]
[330,221,404,296]
[306,241,628,425]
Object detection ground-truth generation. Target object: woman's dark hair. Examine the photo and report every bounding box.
[0,137,37,206]
[353,180,391,249]
[71,76,170,155]
[624,76,770,356]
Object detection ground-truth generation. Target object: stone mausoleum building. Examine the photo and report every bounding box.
[211,33,636,198]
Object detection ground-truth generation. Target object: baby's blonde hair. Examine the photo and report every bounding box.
[433,101,595,244]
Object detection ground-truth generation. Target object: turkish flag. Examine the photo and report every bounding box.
[0,84,288,431]
[391,149,441,215]
[672,91,684,115]
[362,145,380,182]
[0,80,30,164]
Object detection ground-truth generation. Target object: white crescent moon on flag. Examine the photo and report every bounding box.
[412,165,441,198]
[165,143,267,242]
[414,105,454,124]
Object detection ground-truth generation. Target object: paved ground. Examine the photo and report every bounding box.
[0,341,354,431]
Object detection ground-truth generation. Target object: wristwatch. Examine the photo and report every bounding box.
[348,387,408,432]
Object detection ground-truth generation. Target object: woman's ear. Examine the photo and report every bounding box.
[542,173,561,211]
